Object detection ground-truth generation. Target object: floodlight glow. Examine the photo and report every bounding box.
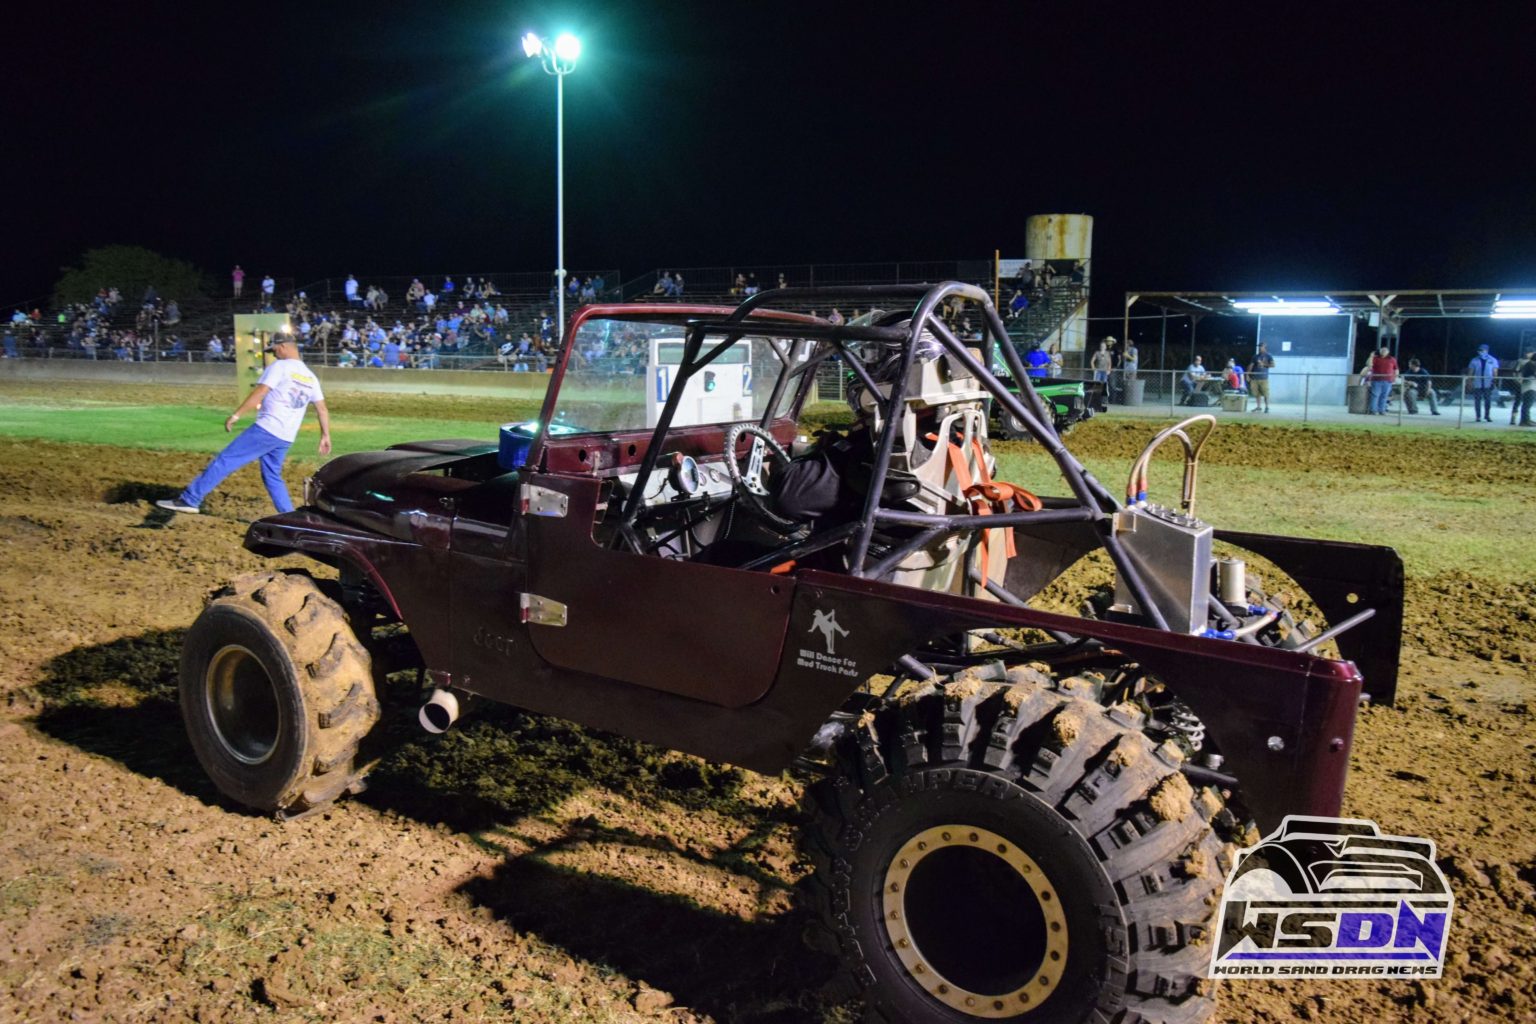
[554,33,581,63]
[1233,299,1339,316]
[522,32,542,57]
[1492,297,1536,319]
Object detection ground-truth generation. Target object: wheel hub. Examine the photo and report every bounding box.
[205,644,280,765]
[882,824,1068,1018]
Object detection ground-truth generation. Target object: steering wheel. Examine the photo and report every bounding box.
[723,423,799,530]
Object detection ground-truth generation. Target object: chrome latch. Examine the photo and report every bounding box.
[520,483,569,518]
[519,593,568,627]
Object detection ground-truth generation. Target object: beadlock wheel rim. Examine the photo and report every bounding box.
[205,644,280,765]
[882,824,1068,1018]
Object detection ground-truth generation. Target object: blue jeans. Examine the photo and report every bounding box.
[1369,380,1392,414]
[179,424,294,512]
[1472,387,1494,420]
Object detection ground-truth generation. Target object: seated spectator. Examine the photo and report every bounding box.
[406,278,425,306]
[1401,357,1441,415]
[777,272,789,290]
[338,349,358,368]
[345,274,361,305]
[442,276,456,296]
[673,272,685,297]
[579,278,596,302]
[743,274,759,296]
[1008,290,1030,318]
[653,273,673,297]
[206,334,225,361]
[497,338,515,370]
[1179,356,1210,403]
[423,289,437,312]
[1025,343,1051,378]
[163,300,181,325]
[1224,358,1246,392]
[1041,263,1057,290]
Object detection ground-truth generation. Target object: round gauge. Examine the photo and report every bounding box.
[669,454,701,496]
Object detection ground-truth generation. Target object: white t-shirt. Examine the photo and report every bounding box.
[254,358,325,442]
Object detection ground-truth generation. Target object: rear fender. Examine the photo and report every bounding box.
[1215,530,1404,706]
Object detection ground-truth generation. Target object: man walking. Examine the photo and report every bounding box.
[156,332,330,515]
[1467,343,1499,423]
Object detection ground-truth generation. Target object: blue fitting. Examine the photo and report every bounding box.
[1201,628,1235,641]
[1248,604,1268,616]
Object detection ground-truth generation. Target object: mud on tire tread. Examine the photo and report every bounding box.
[804,662,1231,1024]
[180,571,380,818]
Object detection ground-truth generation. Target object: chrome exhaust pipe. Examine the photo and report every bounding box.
[418,688,460,734]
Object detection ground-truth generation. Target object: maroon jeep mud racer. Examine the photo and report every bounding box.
[178,283,1403,1023]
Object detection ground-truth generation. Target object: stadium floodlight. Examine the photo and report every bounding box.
[1233,299,1339,316]
[554,33,582,64]
[522,31,582,341]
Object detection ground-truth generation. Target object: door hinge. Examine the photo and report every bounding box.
[519,592,568,627]
[520,483,569,518]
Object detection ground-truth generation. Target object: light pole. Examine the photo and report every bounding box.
[522,31,581,343]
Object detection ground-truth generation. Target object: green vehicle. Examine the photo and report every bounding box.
[991,372,1108,438]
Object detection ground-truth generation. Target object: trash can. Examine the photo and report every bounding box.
[1122,378,1145,406]
[1347,384,1369,414]
[1220,391,1246,413]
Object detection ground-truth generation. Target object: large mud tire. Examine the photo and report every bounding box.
[805,664,1231,1024]
[180,571,380,819]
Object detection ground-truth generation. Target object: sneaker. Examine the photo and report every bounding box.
[155,499,200,514]
[1432,411,1441,416]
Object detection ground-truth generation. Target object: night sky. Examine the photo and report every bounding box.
[7,1,1534,329]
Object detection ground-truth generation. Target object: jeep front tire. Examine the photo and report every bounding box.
[180,572,379,819]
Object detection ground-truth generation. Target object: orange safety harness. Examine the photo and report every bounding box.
[933,432,1041,587]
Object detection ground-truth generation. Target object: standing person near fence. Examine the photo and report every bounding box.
[1467,344,1499,423]
[156,333,331,515]
[1516,350,1536,427]
[1248,342,1274,412]
[1089,340,1112,386]
[1368,346,1398,415]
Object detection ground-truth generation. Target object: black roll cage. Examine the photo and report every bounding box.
[599,282,1172,631]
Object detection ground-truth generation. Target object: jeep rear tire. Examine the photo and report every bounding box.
[805,664,1229,1024]
[180,572,379,819]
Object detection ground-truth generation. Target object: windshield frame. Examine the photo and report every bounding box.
[522,303,826,471]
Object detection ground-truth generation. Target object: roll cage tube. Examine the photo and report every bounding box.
[556,285,1181,632]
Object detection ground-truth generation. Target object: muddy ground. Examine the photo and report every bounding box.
[1,403,1534,1023]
